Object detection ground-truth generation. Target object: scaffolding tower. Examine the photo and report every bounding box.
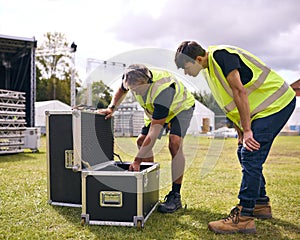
[0,89,26,154]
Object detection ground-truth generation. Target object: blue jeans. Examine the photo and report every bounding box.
[237,97,296,209]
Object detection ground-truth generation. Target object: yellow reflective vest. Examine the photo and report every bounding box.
[206,45,295,130]
[134,69,195,126]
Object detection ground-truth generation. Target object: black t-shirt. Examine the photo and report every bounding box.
[213,49,253,85]
[152,83,175,120]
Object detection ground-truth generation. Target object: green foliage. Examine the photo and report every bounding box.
[192,91,228,128]
[192,91,206,104]
[36,67,49,101]
[192,91,224,115]
[36,32,71,80]
[76,80,113,108]
[0,136,299,239]
[92,81,113,108]
[36,32,80,105]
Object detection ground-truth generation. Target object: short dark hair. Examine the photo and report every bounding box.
[175,41,206,69]
[122,64,152,89]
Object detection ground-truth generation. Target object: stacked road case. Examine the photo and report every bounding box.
[0,89,26,154]
[24,127,41,152]
[46,110,160,228]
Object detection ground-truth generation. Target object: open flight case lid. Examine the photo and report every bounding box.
[72,109,114,171]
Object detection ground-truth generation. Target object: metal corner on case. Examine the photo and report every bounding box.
[81,214,89,225]
[72,109,80,118]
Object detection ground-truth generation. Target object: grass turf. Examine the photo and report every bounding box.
[0,135,299,239]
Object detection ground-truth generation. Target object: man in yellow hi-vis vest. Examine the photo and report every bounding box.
[98,64,195,213]
[175,41,296,234]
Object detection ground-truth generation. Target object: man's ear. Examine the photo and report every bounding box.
[195,56,203,64]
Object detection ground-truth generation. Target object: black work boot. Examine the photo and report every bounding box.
[157,191,182,213]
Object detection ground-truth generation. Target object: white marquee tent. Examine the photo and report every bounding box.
[35,100,72,133]
[286,96,300,133]
[187,100,215,135]
[34,99,216,135]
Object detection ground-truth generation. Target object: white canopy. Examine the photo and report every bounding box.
[35,100,72,127]
[187,100,215,134]
[287,96,300,127]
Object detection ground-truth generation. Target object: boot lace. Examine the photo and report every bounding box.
[223,206,240,224]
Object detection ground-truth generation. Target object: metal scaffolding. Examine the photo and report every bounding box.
[0,89,26,154]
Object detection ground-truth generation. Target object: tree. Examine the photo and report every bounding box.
[76,81,113,108]
[192,91,229,128]
[36,67,49,101]
[192,91,206,105]
[36,32,79,104]
[192,90,224,115]
[92,81,113,108]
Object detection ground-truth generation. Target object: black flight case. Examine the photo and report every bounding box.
[46,110,82,207]
[72,110,160,228]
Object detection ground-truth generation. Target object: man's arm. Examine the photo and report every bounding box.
[97,87,127,119]
[226,69,260,151]
[129,85,174,171]
[129,118,165,171]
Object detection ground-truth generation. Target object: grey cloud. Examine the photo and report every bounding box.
[110,0,300,71]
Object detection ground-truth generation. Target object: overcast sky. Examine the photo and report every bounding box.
[0,0,299,84]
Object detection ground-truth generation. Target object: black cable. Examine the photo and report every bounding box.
[113,152,123,163]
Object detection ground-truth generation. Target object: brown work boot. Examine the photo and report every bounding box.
[208,206,257,234]
[253,204,272,219]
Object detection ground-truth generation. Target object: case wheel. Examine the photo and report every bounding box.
[136,220,142,229]
[81,218,85,226]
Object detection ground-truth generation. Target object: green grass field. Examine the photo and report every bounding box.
[0,135,299,239]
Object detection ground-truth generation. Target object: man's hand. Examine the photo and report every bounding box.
[243,130,260,151]
[129,158,142,172]
[96,108,113,120]
[233,123,243,145]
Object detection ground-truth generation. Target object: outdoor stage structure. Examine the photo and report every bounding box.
[0,35,37,154]
[0,34,78,154]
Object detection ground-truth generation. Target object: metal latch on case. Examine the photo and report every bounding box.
[65,150,80,172]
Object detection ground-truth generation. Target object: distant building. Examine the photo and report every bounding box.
[113,102,144,137]
[113,99,216,137]
[291,79,300,96]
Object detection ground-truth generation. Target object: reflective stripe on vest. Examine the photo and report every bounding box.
[148,76,187,114]
[134,70,194,125]
[210,46,291,118]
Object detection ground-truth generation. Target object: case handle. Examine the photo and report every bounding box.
[100,191,123,207]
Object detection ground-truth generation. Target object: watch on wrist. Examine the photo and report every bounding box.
[109,104,115,110]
